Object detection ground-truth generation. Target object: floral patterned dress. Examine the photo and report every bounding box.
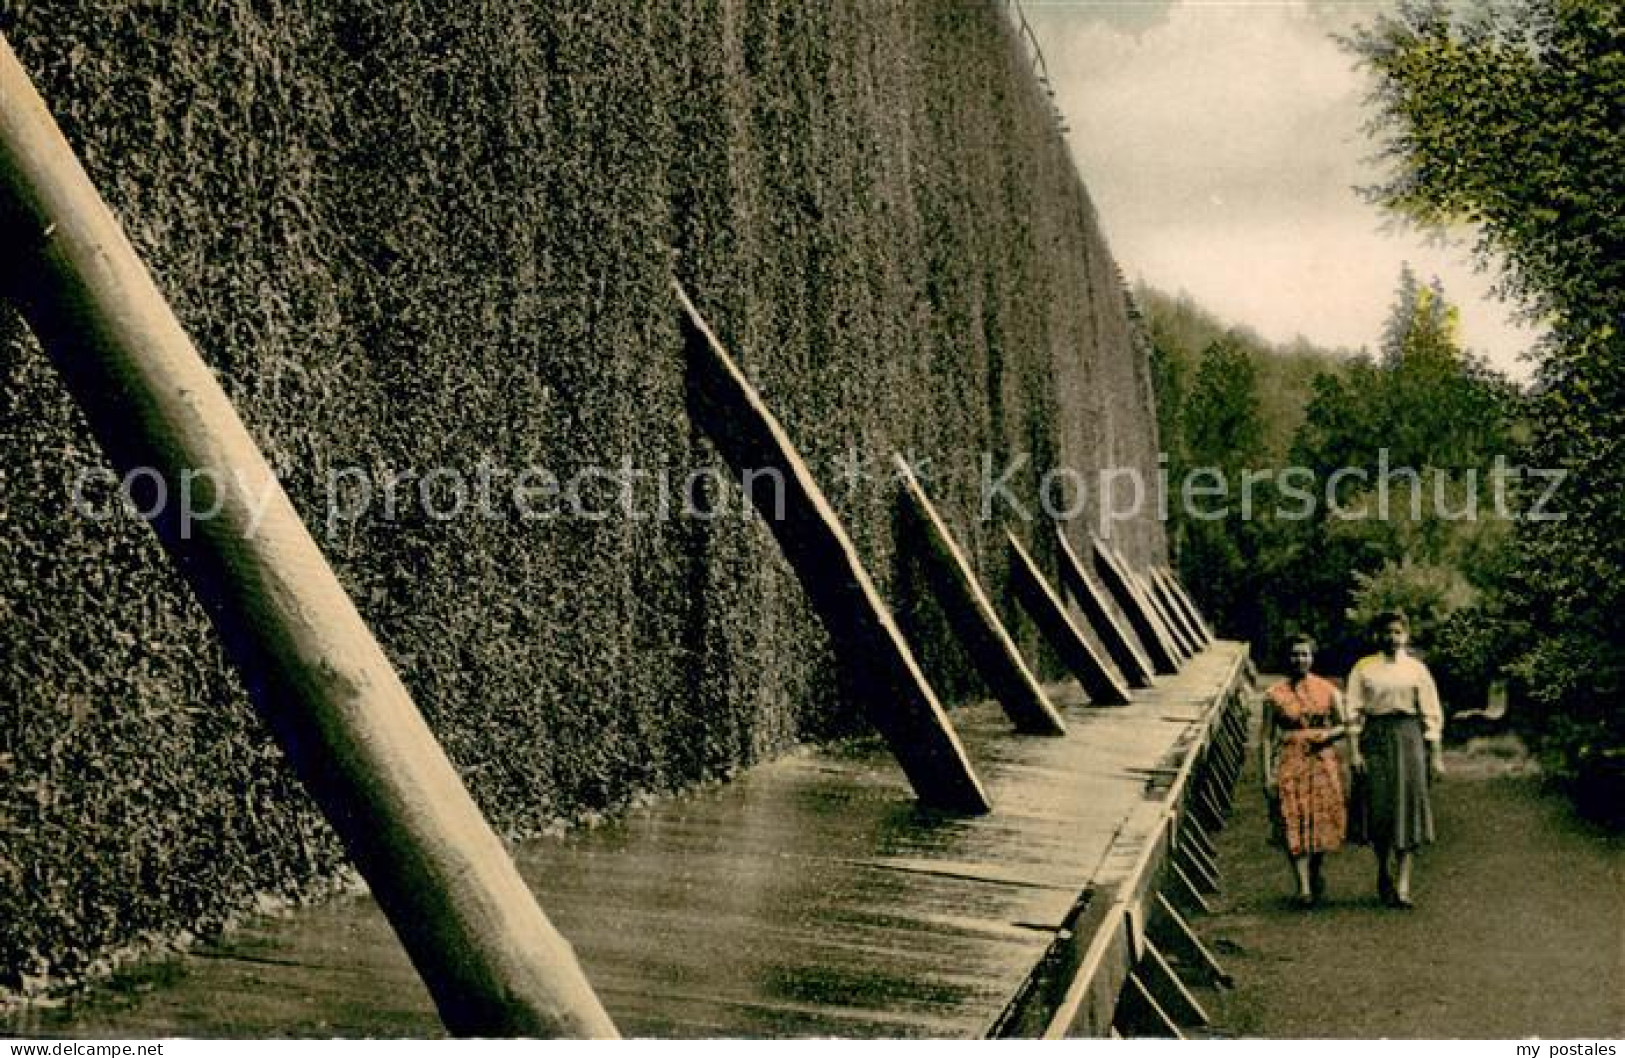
[1267,675,1347,856]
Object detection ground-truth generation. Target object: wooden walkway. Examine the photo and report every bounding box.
[7,643,1248,1039]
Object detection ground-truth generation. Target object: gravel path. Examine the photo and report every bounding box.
[1193,734,1624,1039]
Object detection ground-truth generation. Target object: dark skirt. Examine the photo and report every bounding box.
[1359,713,1435,850]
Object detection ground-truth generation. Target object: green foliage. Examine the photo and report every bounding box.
[1429,604,1517,721]
[1346,0,1624,347]
[1139,285,1347,465]
[1147,267,1520,669]
[1173,339,1268,646]
[1344,557,1519,727]
[1293,265,1522,476]
[1270,268,1523,674]
[1139,287,1352,651]
[1346,558,1478,649]
[1186,339,1266,470]
[1347,0,1625,821]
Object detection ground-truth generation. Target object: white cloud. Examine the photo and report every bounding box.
[1025,0,1544,376]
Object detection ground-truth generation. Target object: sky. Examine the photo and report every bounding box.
[1021,0,1544,380]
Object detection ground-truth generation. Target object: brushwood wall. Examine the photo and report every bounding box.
[0,1,1164,988]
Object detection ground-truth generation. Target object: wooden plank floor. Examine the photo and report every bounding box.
[6,643,1247,1039]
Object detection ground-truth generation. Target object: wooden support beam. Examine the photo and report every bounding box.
[1123,560,1196,659]
[1179,833,1222,887]
[1180,816,1218,864]
[1107,547,1191,661]
[1039,908,1137,1039]
[1006,532,1131,706]
[1152,566,1211,648]
[1218,749,1243,793]
[1175,841,1221,895]
[1192,767,1227,818]
[1119,554,1198,661]
[1206,764,1238,814]
[1166,862,1214,917]
[1215,705,1247,755]
[1224,694,1251,739]
[1229,703,1252,749]
[895,461,1066,735]
[1139,938,1211,1028]
[1147,566,1200,649]
[1197,784,1230,831]
[1216,720,1248,777]
[1089,538,1181,674]
[1113,971,1185,1039]
[1050,527,1155,688]
[1161,565,1217,642]
[1150,893,1232,989]
[1159,565,1209,650]
[0,35,615,1038]
[1213,739,1243,786]
[675,281,991,814]
[1208,739,1242,789]
[1146,568,1206,655]
[1195,759,1230,809]
[1229,688,1251,723]
[1222,704,1250,747]
[1163,572,1215,646]
[1188,788,1225,836]
[1209,738,1241,784]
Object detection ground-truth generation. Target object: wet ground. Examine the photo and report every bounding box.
[1195,729,1624,1039]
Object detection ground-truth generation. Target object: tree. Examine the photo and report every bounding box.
[1186,338,1266,471]
[1170,338,1274,646]
[1347,0,1625,821]
[1281,269,1521,674]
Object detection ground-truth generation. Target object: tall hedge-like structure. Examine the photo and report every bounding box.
[0,1,1163,988]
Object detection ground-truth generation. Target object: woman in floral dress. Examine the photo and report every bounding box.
[1261,634,1351,907]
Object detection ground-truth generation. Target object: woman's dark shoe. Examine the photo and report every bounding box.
[1294,892,1316,909]
[1310,870,1327,903]
[1378,876,1397,906]
[1393,892,1415,910]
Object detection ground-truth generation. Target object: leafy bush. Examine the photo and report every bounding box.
[1346,558,1478,652]
[1347,0,1625,826]
[1429,605,1514,720]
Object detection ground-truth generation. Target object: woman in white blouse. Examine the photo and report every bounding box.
[1346,610,1445,908]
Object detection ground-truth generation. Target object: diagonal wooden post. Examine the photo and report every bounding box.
[1103,548,1184,653]
[1132,563,1198,657]
[1129,558,1201,657]
[1159,565,1215,643]
[1114,972,1185,1039]
[1006,532,1130,706]
[1137,565,1202,656]
[1118,548,1189,661]
[1051,527,1155,688]
[1149,893,1231,988]
[896,460,1066,735]
[674,280,991,814]
[0,33,615,1038]
[1149,566,1209,649]
[1090,537,1180,674]
[1138,939,1211,1028]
